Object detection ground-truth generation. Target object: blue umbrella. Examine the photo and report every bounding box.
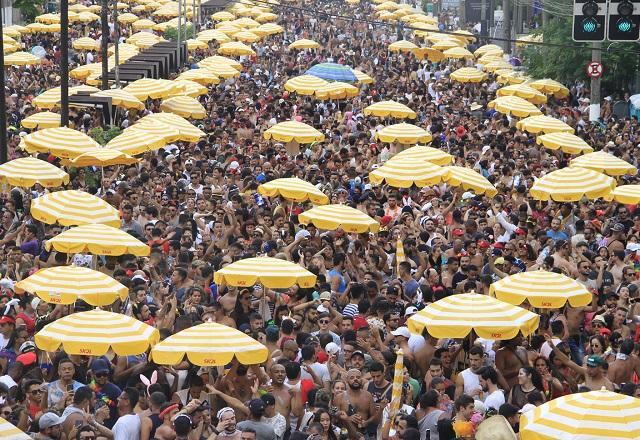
[305,63,357,82]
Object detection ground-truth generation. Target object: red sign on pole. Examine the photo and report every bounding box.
[586,62,604,78]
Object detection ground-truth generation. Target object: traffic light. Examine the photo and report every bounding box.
[573,0,607,41]
[608,0,640,40]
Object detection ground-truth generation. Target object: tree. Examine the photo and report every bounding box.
[164,25,195,42]
[522,14,639,94]
[13,0,41,22]
[88,125,122,145]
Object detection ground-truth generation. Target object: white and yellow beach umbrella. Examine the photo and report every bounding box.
[284,75,329,95]
[264,121,325,144]
[314,82,359,100]
[298,205,379,233]
[488,96,542,117]
[16,266,128,306]
[443,166,498,196]
[388,39,418,52]
[516,115,574,134]
[176,69,220,85]
[536,132,593,154]
[258,177,329,204]
[370,158,447,188]
[35,310,159,356]
[106,130,169,156]
[4,51,41,66]
[0,157,69,188]
[92,89,145,110]
[392,145,454,166]
[46,224,150,256]
[31,190,120,227]
[530,167,616,202]
[375,123,432,144]
[609,185,640,204]
[68,148,139,167]
[0,417,29,439]
[160,96,206,119]
[123,78,182,100]
[569,151,637,176]
[364,100,416,119]
[288,39,320,50]
[72,37,99,51]
[22,127,100,159]
[21,111,60,130]
[489,270,592,308]
[450,67,486,83]
[528,78,570,99]
[151,322,269,366]
[496,84,548,105]
[214,257,317,288]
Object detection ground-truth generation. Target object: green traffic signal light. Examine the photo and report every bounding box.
[617,17,633,31]
[582,17,599,31]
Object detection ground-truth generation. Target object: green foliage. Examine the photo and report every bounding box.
[523,16,639,92]
[88,125,122,146]
[164,25,195,42]
[13,0,41,22]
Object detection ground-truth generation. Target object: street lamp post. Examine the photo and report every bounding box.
[60,0,70,127]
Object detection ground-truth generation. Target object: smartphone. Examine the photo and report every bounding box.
[74,420,83,428]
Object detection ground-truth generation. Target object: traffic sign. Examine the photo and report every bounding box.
[586,61,604,77]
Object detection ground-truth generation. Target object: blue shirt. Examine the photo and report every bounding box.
[546,229,569,242]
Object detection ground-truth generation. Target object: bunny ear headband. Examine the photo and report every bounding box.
[140,371,158,395]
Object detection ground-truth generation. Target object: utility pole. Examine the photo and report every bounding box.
[60,0,70,127]
[101,0,109,90]
[589,41,601,121]
[177,0,182,67]
[503,0,511,53]
[114,0,120,87]
[0,7,7,164]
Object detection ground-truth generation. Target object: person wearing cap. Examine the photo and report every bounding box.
[543,334,615,391]
[36,412,64,440]
[88,359,121,428]
[260,393,286,440]
[390,326,421,363]
[236,398,276,440]
[607,222,627,253]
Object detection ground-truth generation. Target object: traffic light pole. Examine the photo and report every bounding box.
[589,41,601,121]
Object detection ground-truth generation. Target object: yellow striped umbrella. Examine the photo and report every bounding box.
[3,43,19,55]
[477,52,503,64]
[16,266,128,306]
[392,145,453,165]
[496,84,548,105]
[497,70,532,85]
[201,62,241,78]
[407,293,540,339]
[214,257,316,288]
[258,177,329,204]
[364,100,416,119]
[197,29,231,43]
[375,123,432,144]
[76,11,100,23]
[488,96,542,117]
[412,47,445,62]
[118,12,139,23]
[450,67,486,83]
[490,270,592,308]
[0,157,69,188]
[160,96,206,119]
[68,148,139,167]
[131,34,165,49]
[151,322,268,366]
[186,38,208,50]
[255,23,283,35]
[22,127,100,159]
[528,78,570,99]
[370,158,446,188]
[72,36,99,50]
[46,224,150,256]
[536,132,593,155]
[395,237,405,275]
[31,190,120,227]
[352,69,374,84]
[3,25,27,37]
[284,75,329,95]
[264,121,325,143]
[609,185,640,204]
[298,204,379,233]
[375,1,398,11]
[139,112,205,142]
[234,30,261,43]
[176,69,220,85]
[233,17,260,27]
[199,54,242,69]
[256,12,277,22]
[211,11,235,20]
[314,82,359,100]
[483,60,514,72]
[389,348,404,418]
[443,46,473,59]
[92,89,145,110]
[4,51,41,66]
[215,23,242,35]
[520,389,640,440]
[71,63,104,80]
[35,12,62,23]
[530,167,616,201]
[288,38,320,50]
[443,166,498,196]
[218,41,255,56]
[132,18,156,30]
[173,80,209,98]
[569,151,637,176]
[26,22,47,32]
[127,30,161,43]
[388,39,418,52]
[32,85,100,109]
[35,310,159,356]
[123,78,181,100]
[0,417,29,439]
[516,115,574,134]
[21,111,60,129]
[431,39,461,50]
[107,129,169,155]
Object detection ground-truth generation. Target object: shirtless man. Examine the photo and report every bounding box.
[268,364,293,427]
[413,330,438,380]
[334,369,377,440]
[608,339,640,385]
[219,287,241,314]
[494,338,527,392]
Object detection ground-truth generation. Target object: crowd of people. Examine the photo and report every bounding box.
[1,0,640,439]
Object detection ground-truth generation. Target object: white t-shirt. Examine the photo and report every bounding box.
[540,338,562,359]
[300,362,330,384]
[484,389,505,411]
[113,413,141,440]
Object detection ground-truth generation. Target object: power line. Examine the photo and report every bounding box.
[248,0,637,53]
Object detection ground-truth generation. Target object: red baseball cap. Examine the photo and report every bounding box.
[452,228,464,237]
[0,316,15,325]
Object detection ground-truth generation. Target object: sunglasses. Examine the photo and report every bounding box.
[30,389,43,395]
[319,320,330,324]
[94,372,109,378]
